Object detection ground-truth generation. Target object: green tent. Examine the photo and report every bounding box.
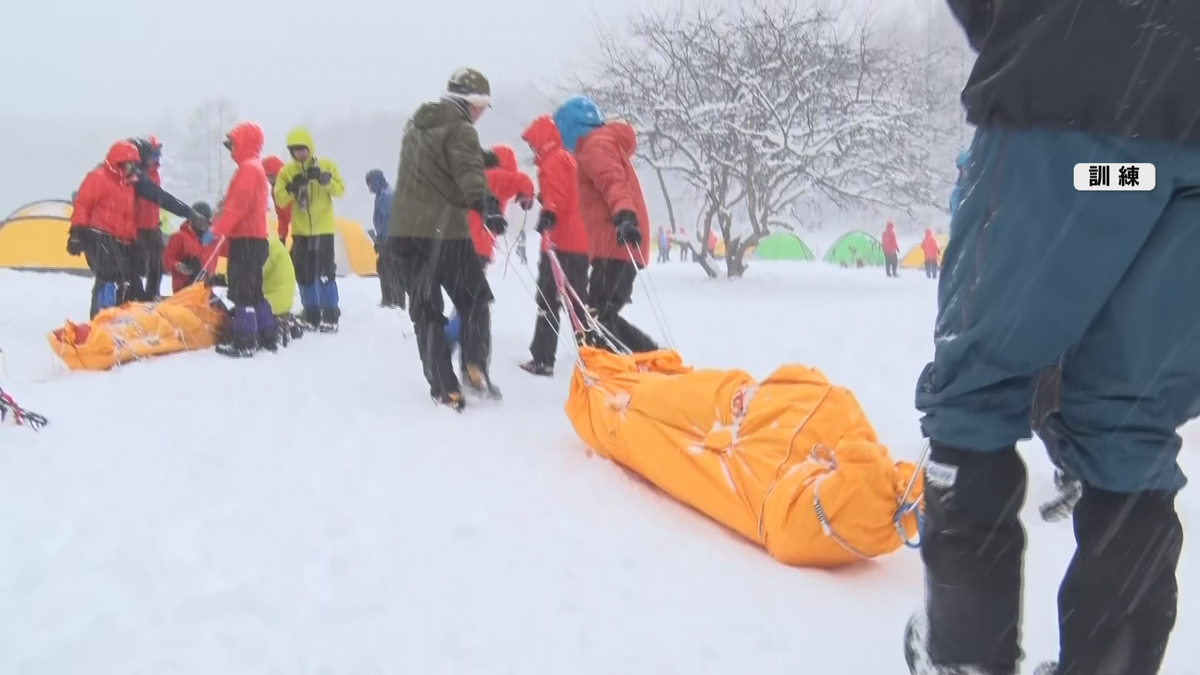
[754,232,816,261]
[822,231,886,266]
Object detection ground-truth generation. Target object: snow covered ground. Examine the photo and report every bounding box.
[0,260,1196,674]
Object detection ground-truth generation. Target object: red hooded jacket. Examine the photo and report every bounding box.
[134,164,163,231]
[162,221,219,292]
[521,115,587,255]
[882,221,899,256]
[921,229,941,261]
[575,122,651,266]
[468,145,535,261]
[262,155,291,240]
[211,122,268,245]
[71,141,140,244]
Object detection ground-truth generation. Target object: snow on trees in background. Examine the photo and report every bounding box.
[580,1,949,278]
[161,98,239,207]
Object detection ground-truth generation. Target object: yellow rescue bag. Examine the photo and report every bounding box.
[565,346,923,568]
[48,284,228,371]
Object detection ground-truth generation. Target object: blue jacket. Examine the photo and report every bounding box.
[365,169,392,241]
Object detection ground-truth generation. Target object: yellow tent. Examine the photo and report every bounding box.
[214,217,377,277]
[900,232,950,269]
[0,200,88,274]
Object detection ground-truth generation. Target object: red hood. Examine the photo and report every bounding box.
[598,121,637,157]
[261,155,284,176]
[227,122,264,164]
[104,140,140,183]
[491,144,518,171]
[521,115,562,159]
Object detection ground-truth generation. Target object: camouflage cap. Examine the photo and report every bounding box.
[446,67,492,107]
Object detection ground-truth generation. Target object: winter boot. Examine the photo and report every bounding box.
[911,442,1027,674]
[519,360,554,377]
[464,363,502,400]
[904,614,1012,675]
[216,304,259,358]
[433,389,465,412]
[318,277,340,333]
[255,301,278,352]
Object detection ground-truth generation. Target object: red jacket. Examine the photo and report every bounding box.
[468,145,535,261]
[882,222,899,255]
[71,141,140,244]
[523,115,587,255]
[575,122,651,266]
[921,230,941,261]
[210,122,268,244]
[134,165,162,231]
[262,155,291,240]
[163,222,218,292]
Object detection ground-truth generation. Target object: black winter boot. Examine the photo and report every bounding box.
[911,442,1027,674]
[1056,486,1181,675]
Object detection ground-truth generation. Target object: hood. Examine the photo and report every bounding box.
[491,145,518,171]
[924,228,935,238]
[104,140,140,181]
[885,220,895,230]
[262,155,285,176]
[285,127,316,155]
[521,115,562,158]
[591,121,637,158]
[227,122,264,164]
[411,99,471,131]
[553,95,604,155]
[365,169,389,193]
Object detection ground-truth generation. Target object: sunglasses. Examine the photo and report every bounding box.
[223,138,233,150]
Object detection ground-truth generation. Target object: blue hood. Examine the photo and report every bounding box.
[365,169,389,193]
[553,95,604,155]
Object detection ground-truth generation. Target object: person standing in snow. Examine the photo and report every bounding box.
[518,114,590,378]
[904,3,1200,675]
[919,229,940,279]
[205,122,275,357]
[366,169,404,308]
[882,220,900,277]
[387,67,508,410]
[468,144,535,269]
[261,155,291,241]
[127,136,206,301]
[162,201,219,293]
[67,140,142,318]
[552,95,658,354]
[273,128,345,332]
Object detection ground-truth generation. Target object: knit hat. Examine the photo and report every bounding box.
[445,67,491,108]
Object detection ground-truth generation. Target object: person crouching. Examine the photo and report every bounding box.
[207,122,275,357]
[163,202,218,293]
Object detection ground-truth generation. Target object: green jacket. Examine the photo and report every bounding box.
[263,235,295,315]
[389,99,489,241]
[274,127,345,237]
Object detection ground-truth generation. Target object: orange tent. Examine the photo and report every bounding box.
[48,284,228,371]
[564,347,923,568]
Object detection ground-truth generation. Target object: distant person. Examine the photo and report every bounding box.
[261,155,290,241]
[882,220,899,277]
[273,128,345,332]
[904,2,1199,674]
[365,168,405,308]
[657,227,670,263]
[920,229,939,279]
[67,141,141,318]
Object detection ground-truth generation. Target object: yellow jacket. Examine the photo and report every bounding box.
[262,235,296,315]
[273,127,345,236]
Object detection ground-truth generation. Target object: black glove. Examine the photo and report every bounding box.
[318,171,332,185]
[305,166,322,181]
[482,150,500,169]
[66,226,89,256]
[613,210,641,247]
[472,195,508,236]
[288,173,309,194]
[175,257,198,276]
[205,273,227,287]
[535,210,557,234]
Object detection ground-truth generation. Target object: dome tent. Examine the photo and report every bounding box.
[822,231,885,267]
[754,232,815,261]
[0,200,88,274]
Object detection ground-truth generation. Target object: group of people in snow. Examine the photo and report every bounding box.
[904,2,1198,675]
[881,223,942,279]
[66,122,348,357]
[375,68,658,410]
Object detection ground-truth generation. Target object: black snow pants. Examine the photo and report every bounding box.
[884,253,898,277]
[391,236,494,398]
[376,245,406,308]
[84,233,134,319]
[587,257,658,353]
[529,250,589,366]
[129,228,166,300]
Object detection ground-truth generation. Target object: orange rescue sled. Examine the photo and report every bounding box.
[48,284,228,371]
[565,346,923,568]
